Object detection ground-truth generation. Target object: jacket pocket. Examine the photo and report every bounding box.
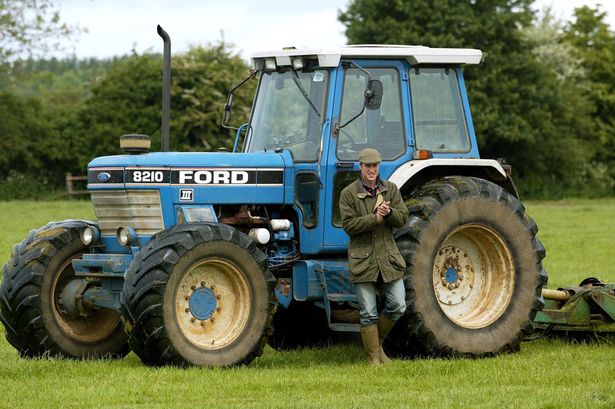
[349,247,372,276]
[388,250,406,270]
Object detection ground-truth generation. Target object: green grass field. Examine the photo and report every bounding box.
[0,199,613,409]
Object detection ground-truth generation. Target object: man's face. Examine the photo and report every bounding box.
[360,162,380,186]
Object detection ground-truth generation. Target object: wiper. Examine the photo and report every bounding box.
[290,70,321,117]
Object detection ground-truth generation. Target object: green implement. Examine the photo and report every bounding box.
[534,278,615,333]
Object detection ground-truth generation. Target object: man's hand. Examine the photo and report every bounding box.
[375,200,390,222]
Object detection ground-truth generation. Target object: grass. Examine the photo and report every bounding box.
[0,199,613,409]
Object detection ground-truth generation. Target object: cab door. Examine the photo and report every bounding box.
[322,60,412,249]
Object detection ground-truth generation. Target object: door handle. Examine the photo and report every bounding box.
[336,162,354,168]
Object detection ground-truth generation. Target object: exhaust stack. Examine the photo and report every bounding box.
[157,25,171,152]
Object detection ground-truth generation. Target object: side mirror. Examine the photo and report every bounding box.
[365,80,383,110]
[222,93,234,127]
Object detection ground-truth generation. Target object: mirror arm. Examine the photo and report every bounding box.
[336,104,366,134]
[335,61,371,134]
[222,69,258,130]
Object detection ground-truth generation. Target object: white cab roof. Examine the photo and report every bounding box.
[251,44,483,69]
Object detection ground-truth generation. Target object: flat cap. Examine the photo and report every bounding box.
[358,148,382,164]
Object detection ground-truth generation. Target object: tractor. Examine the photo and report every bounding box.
[2,26,606,368]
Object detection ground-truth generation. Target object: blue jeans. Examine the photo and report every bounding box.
[355,278,406,326]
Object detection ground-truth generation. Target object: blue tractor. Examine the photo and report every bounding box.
[0,27,546,366]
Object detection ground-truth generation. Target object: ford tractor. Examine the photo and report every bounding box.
[0,26,555,367]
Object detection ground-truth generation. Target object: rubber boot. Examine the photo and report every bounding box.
[359,324,380,365]
[377,316,396,364]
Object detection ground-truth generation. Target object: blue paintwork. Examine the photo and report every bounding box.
[274,278,292,308]
[233,123,250,152]
[445,267,458,284]
[89,151,289,168]
[83,287,119,311]
[72,253,133,275]
[74,57,483,323]
[292,259,354,302]
[456,69,480,159]
[189,287,217,320]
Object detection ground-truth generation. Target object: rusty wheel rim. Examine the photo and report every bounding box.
[175,258,251,350]
[432,224,515,329]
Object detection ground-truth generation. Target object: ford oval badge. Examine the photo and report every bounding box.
[97,172,111,182]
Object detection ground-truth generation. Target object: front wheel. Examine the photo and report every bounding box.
[121,223,275,367]
[0,220,128,358]
[387,176,548,357]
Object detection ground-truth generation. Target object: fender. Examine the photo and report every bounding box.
[388,158,518,198]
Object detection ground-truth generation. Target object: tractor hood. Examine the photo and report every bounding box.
[88,151,290,169]
[87,151,295,205]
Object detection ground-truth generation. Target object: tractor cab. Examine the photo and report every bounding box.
[226,46,484,253]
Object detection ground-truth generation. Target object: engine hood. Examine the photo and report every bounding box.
[88,151,290,169]
[87,151,294,200]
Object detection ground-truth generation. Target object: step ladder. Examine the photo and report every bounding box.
[314,263,360,332]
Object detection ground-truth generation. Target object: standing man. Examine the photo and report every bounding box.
[339,148,408,365]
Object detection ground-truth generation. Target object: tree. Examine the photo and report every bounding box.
[564,6,615,187]
[0,0,77,63]
[68,44,256,171]
[339,0,605,197]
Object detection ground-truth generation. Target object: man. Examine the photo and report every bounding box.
[339,148,408,365]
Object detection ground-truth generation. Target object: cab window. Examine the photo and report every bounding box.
[409,67,470,153]
[337,67,405,161]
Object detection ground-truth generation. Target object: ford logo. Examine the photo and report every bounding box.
[97,172,111,182]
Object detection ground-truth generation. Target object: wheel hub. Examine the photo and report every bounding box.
[188,286,217,320]
[434,246,475,306]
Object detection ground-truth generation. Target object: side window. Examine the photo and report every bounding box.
[409,67,470,153]
[332,171,359,227]
[295,173,319,228]
[337,68,405,161]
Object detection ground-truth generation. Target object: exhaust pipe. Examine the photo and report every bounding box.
[157,25,171,152]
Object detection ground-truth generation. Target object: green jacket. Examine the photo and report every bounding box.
[339,178,409,283]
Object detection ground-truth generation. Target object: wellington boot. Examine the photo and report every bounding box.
[377,316,396,364]
[360,324,380,365]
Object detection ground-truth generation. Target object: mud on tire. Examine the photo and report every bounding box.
[121,222,276,367]
[0,220,128,359]
[387,176,548,358]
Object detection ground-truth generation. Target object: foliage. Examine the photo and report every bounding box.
[172,45,256,151]
[339,0,613,198]
[0,0,77,63]
[66,45,256,170]
[564,6,615,185]
[6,56,121,107]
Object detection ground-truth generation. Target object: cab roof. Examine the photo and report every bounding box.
[251,44,483,70]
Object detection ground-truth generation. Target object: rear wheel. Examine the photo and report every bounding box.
[387,176,547,357]
[0,221,128,358]
[121,223,275,367]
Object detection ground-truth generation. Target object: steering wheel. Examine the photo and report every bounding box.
[337,127,360,151]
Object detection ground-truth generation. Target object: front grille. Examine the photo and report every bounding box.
[90,190,164,236]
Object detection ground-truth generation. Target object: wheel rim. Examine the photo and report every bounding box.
[432,224,515,329]
[53,254,121,343]
[175,258,251,350]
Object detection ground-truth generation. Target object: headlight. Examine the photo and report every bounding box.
[80,226,100,245]
[116,227,137,246]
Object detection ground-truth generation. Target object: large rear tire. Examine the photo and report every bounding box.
[0,220,129,358]
[387,176,547,357]
[121,223,275,367]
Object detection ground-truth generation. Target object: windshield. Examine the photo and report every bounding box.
[245,69,328,162]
